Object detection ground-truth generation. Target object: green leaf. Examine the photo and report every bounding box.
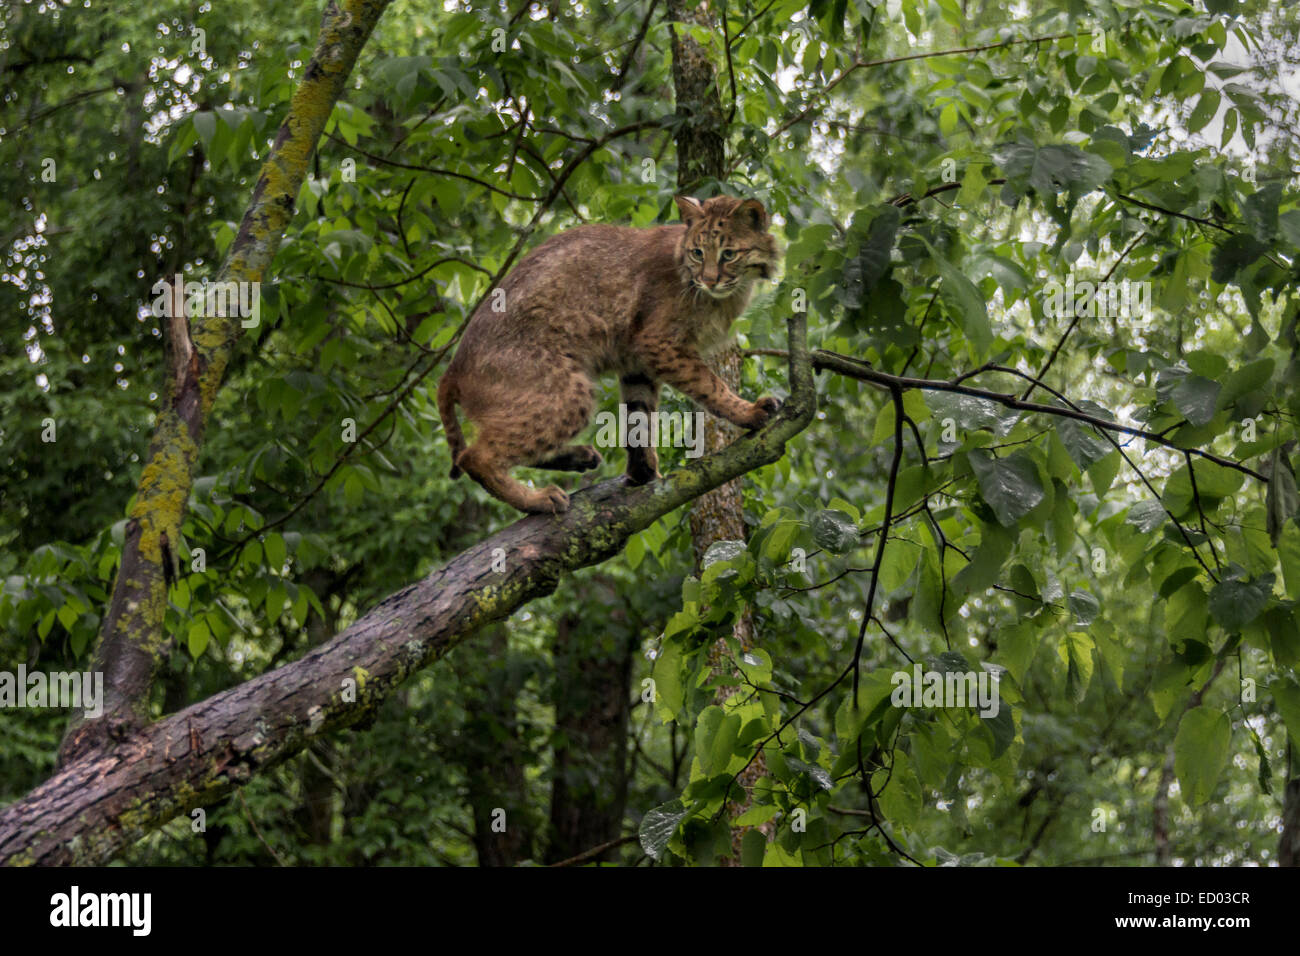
[760,519,800,564]
[1187,89,1221,133]
[698,710,742,776]
[187,620,210,659]
[980,700,1015,758]
[1277,523,1300,601]
[969,450,1045,526]
[1243,183,1282,241]
[1171,375,1221,426]
[1174,707,1231,806]
[834,671,897,742]
[734,803,781,828]
[192,110,217,147]
[1218,358,1274,411]
[936,255,992,355]
[737,648,773,687]
[1211,234,1267,283]
[927,391,1010,434]
[1127,499,1166,533]
[1068,589,1100,624]
[785,756,833,791]
[1088,452,1120,498]
[651,638,684,722]
[992,142,1113,195]
[1059,632,1094,702]
[809,509,858,554]
[264,533,287,571]
[841,205,901,307]
[701,539,745,570]
[1279,210,1300,247]
[1056,402,1113,469]
[1247,722,1273,795]
[957,162,988,208]
[625,531,646,570]
[639,799,689,860]
[1167,581,1209,646]
[1163,460,1244,515]
[874,750,923,826]
[1207,572,1272,632]
[996,621,1039,685]
[1265,606,1300,666]
[951,521,1014,597]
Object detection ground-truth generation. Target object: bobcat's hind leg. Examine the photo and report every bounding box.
[455,359,595,514]
[620,373,661,484]
[456,443,570,514]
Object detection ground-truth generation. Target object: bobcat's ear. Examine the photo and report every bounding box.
[737,198,768,231]
[674,195,704,225]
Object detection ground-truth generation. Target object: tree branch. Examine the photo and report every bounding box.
[750,348,1267,484]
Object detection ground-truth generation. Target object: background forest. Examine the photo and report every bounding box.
[2,0,1299,866]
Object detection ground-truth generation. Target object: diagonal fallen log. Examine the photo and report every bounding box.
[0,314,814,865]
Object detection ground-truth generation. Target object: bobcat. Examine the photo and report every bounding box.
[436,194,781,515]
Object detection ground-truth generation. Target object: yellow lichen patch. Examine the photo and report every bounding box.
[470,583,508,619]
[198,351,234,417]
[191,317,235,353]
[5,847,37,866]
[131,419,199,564]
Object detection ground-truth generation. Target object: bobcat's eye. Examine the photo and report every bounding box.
[690,247,704,261]
[719,249,736,262]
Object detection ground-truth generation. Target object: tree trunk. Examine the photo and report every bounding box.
[461,626,534,866]
[667,0,767,866]
[546,607,634,864]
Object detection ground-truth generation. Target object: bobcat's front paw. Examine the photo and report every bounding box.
[744,395,782,429]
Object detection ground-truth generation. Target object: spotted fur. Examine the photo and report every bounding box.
[437,195,781,515]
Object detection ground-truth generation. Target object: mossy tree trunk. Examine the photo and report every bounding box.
[60,0,394,764]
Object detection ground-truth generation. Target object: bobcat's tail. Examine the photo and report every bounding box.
[437,378,467,478]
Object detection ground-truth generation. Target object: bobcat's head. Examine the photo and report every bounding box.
[674,195,779,300]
